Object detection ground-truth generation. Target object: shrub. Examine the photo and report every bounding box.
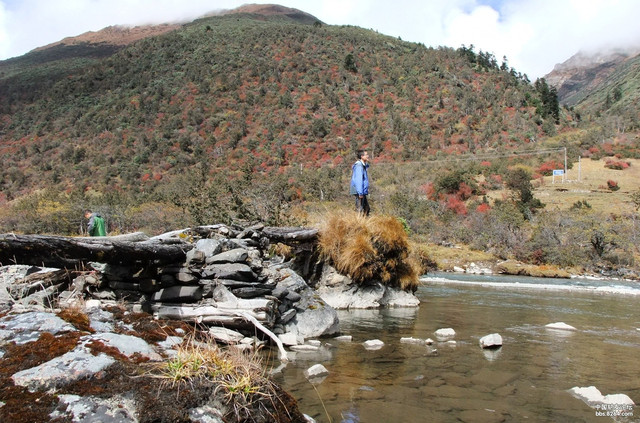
[538,160,564,175]
[318,212,422,291]
[604,160,630,170]
[607,180,620,191]
[152,335,300,422]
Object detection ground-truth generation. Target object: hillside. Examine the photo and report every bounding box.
[1,7,555,201]
[2,4,640,277]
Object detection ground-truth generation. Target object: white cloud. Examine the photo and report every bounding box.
[1,0,640,78]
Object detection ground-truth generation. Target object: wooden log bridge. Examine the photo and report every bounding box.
[0,233,193,268]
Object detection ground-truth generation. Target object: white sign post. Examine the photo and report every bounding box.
[552,169,564,184]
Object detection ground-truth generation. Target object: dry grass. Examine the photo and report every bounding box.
[418,243,497,271]
[494,260,572,278]
[533,158,640,214]
[482,158,640,214]
[318,211,423,291]
[269,242,294,260]
[151,335,302,422]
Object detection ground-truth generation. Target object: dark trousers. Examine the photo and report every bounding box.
[355,195,370,216]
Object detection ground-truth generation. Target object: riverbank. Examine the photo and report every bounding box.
[0,303,308,422]
[420,242,640,281]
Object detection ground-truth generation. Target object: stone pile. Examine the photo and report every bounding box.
[2,224,340,346]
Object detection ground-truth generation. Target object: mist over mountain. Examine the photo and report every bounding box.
[545,46,640,106]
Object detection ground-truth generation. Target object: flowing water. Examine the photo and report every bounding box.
[265,273,640,422]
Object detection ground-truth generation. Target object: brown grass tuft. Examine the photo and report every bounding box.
[318,211,421,291]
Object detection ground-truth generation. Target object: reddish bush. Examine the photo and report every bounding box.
[421,182,437,200]
[607,180,620,191]
[457,182,473,200]
[604,160,630,170]
[538,160,564,175]
[446,195,467,215]
[476,203,491,213]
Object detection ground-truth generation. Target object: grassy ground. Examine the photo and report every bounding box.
[304,158,640,278]
[534,157,640,214]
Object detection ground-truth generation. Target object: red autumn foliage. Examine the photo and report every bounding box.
[446,195,468,215]
[476,203,491,213]
[456,182,473,200]
[604,159,630,170]
[538,160,564,175]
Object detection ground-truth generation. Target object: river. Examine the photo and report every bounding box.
[265,272,640,422]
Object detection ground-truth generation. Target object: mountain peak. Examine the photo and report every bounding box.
[216,3,322,25]
[32,23,180,53]
[545,46,640,105]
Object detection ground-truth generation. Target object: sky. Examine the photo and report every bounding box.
[1,0,640,79]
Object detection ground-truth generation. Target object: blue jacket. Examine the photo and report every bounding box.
[350,160,369,196]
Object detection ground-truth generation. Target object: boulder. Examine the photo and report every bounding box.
[285,288,339,338]
[304,364,329,379]
[206,248,249,264]
[231,286,274,299]
[200,263,257,281]
[363,339,384,350]
[152,286,203,303]
[380,287,420,307]
[208,327,246,344]
[276,267,309,293]
[195,239,223,258]
[176,269,198,284]
[317,283,384,309]
[83,333,162,361]
[545,322,576,331]
[186,248,206,265]
[278,332,301,346]
[569,386,635,408]
[434,328,456,341]
[479,333,503,349]
[51,394,138,423]
[12,348,115,391]
[279,309,297,324]
[315,264,419,309]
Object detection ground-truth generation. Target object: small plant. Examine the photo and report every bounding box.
[150,335,296,421]
[570,200,592,210]
[607,180,620,191]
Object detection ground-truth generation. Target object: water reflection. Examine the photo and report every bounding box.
[266,279,640,422]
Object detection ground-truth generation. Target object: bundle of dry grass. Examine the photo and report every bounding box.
[318,212,422,291]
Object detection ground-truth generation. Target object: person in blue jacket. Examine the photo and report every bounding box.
[349,150,370,216]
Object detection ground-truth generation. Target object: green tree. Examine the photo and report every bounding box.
[344,53,357,73]
[534,78,560,123]
[506,168,544,219]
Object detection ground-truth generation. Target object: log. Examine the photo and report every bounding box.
[76,232,150,242]
[0,234,193,268]
[262,226,318,242]
[152,305,270,324]
[151,305,287,361]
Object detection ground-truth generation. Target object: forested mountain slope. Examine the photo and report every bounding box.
[1,8,555,201]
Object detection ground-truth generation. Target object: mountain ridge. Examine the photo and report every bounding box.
[545,46,640,106]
